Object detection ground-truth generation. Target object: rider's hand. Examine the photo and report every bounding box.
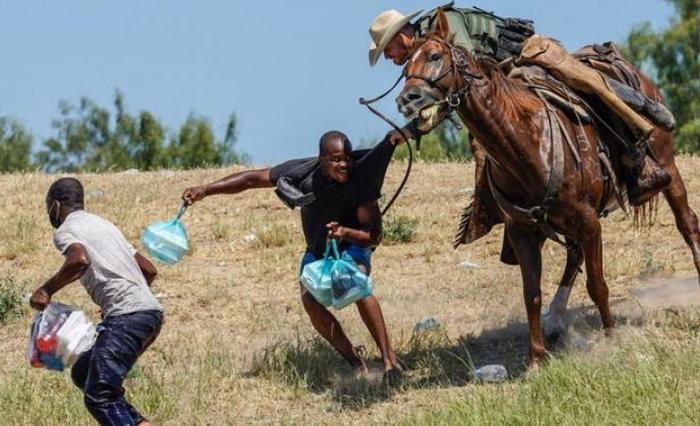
[30,287,51,311]
[182,186,207,206]
[326,221,346,241]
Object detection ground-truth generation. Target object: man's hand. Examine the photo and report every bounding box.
[326,221,346,241]
[30,287,51,311]
[387,126,414,146]
[182,186,207,206]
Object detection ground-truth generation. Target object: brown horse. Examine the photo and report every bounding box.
[396,10,700,369]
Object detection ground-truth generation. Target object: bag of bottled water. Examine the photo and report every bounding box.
[300,240,373,309]
[142,203,189,265]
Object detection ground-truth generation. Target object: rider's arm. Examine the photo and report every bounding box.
[182,168,274,205]
[327,200,383,248]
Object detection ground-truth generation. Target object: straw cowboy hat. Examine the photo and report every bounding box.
[368,9,423,66]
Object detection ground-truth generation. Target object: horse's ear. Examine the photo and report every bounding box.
[434,8,450,40]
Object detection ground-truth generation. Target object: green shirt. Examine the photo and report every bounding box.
[416,7,502,56]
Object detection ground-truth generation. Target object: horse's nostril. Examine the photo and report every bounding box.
[407,92,422,101]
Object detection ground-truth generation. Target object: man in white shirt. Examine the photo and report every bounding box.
[30,177,163,426]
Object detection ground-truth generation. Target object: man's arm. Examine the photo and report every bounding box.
[182,168,274,206]
[326,200,383,247]
[30,243,90,310]
[135,252,158,286]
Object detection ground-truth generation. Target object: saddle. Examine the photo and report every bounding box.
[453,44,643,259]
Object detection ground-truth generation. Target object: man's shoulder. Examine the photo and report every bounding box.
[270,157,318,183]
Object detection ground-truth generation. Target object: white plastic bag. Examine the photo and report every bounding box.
[27,302,97,371]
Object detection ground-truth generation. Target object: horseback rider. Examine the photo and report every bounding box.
[368,4,676,251]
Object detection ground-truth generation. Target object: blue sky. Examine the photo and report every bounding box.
[0,1,674,165]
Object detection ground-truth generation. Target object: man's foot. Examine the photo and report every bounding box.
[627,154,671,206]
[382,366,403,387]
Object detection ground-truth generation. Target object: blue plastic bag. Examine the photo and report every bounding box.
[142,203,189,265]
[300,240,373,309]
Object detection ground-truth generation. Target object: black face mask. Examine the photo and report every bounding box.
[48,201,62,229]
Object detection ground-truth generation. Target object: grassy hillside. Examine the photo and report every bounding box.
[1,158,699,425]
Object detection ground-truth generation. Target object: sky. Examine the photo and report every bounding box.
[0,1,675,165]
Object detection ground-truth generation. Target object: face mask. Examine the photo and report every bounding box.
[48,200,61,228]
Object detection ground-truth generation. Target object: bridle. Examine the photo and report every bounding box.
[356,36,482,216]
[403,35,484,112]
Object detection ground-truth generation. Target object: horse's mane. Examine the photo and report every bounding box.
[472,55,541,123]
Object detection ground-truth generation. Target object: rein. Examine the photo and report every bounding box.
[403,36,484,113]
[359,75,415,216]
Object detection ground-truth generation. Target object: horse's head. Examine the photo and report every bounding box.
[396,9,479,133]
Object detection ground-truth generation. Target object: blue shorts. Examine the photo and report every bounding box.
[299,244,372,276]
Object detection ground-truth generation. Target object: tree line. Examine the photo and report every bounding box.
[1,0,696,171]
[0,90,246,173]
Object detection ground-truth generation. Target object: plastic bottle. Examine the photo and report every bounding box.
[36,312,68,353]
[331,269,353,299]
[29,341,43,368]
[474,364,508,383]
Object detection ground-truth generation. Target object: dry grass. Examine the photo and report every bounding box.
[1,157,700,424]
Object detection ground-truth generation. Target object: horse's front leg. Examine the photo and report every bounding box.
[579,210,615,331]
[506,222,547,369]
[544,239,583,343]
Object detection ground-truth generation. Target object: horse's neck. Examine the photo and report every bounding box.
[459,79,548,192]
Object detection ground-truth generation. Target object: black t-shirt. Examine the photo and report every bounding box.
[269,138,396,257]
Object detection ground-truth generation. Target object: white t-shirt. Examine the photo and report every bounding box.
[53,210,162,318]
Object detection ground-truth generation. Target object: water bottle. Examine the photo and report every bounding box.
[29,342,43,368]
[474,364,508,383]
[331,269,353,299]
[39,352,65,371]
[37,312,68,353]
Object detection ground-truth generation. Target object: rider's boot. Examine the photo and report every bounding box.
[624,135,671,206]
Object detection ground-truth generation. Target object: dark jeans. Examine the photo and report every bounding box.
[71,310,163,426]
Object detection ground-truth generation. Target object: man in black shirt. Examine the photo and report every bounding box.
[182,128,409,379]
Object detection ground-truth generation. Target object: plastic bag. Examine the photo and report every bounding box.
[300,240,373,309]
[142,203,189,265]
[27,302,97,371]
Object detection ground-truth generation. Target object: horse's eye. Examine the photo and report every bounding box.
[429,53,442,62]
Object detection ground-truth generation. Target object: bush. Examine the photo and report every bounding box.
[0,275,25,324]
[383,215,418,244]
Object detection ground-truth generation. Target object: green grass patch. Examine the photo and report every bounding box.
[383,215,419,245]
[403,328,700,425]
[0,275,26,324]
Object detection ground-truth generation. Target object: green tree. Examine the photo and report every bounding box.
[393,119,472,162]
[133,111,165,170]
[0,118,33,172]
[36,97,112,172]
[167,113,245,168]
[35,90,246,172]
[624,0,700,151]
[167,115,220,168]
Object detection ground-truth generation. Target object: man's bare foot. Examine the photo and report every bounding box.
[382,366,403,386]
[137,421,152,426]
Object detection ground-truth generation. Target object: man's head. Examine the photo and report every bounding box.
[318,131,353,184]
[46,177,84,228]
[368,9,422,67]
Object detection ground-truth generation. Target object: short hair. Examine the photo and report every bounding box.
[319,131,352,155]
[47,177,84,209]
